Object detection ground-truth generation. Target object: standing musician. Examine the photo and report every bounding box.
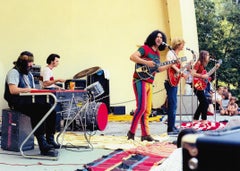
[191,50,220,123]
[127,30,173,142]
[4,51,59,157]
[165,37,186,135]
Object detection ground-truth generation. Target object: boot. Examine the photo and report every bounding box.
[36,135,57,156]
[141,135,159,142]
[127,131,135,140]
[46,134,60,149]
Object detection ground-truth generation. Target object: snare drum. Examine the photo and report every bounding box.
[85,81,104,98]
[81,101,108,131]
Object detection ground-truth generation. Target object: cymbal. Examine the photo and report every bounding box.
[73,66,100,79]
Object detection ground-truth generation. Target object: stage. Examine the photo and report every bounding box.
[0,113,238,171]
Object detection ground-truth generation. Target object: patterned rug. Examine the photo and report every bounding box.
[82,142,176,171]
[180,120,227,131]
[60,131,176,171]
[58,132,170,150]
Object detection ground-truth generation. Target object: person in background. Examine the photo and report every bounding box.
[4,51,60,157]
[191,50,220,124]
[165,37,186,135]
[40,53,65,89]
[127,30,172,142]
[220,91,230,115]
[211,86,224,111]
[225,96,239,116]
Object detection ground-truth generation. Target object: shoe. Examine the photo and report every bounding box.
[167,127,179,135]
[167,126,179,132]
[167,131,179,135]
[141,135,159,142]
[127,131,135,140]
[41,148,59,157]
[36,135,57,156]
[46,134,61,149]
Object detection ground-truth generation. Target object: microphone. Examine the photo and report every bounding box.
[186,48,195,54]
[162,42,172,50]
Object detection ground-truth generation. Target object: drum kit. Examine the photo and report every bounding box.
[57,66,109,150]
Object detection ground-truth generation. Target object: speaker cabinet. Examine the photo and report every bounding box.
[87,70,110,113]
[1,109,34,152]
[183,130,240,171]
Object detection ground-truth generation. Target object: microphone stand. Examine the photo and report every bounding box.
[190,53,196,122]
[213,61,217,123]
[168,47,183,129]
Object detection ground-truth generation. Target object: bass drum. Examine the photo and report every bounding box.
[82,101,108,131]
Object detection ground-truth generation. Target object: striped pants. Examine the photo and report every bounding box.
[129,79,152,136]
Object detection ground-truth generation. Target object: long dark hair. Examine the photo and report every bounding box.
[14,51,34,75]
[199,50,209,67]
[144,30,167,51]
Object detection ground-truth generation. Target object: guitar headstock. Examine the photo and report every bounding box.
[180,56,187,62]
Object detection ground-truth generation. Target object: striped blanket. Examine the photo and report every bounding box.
[83,142,176,171]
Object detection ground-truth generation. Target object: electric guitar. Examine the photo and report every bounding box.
[168,54,197,87]
[193,59,222,90]
[135,56,187,80]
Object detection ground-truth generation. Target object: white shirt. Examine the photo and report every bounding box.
[40,66,55,89]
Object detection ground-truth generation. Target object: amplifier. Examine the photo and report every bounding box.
[182,128,240,171]
[110,106,125,115]
[1,109,34,152]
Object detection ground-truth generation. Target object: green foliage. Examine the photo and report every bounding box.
[194,0,240,101]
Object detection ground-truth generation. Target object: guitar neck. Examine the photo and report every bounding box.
[159,60,177,66]
[207,65,218,76]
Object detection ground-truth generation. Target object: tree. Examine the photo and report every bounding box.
[194,0,240,101]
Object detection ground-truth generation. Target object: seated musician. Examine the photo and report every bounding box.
[40,53,65,89]
[4,51,60,157]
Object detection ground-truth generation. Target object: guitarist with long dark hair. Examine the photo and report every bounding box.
[192,50,220,124]
[127,30,173,142]
[165,37,186,135]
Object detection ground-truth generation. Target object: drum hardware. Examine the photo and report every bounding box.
[84,81,105,100]
[56,88,108,151]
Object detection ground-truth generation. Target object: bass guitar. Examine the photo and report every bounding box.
[135,56,187,80]
[193,59,222,90]
[168,54,197,87]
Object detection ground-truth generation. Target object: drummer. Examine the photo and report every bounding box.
[40,53,65,89]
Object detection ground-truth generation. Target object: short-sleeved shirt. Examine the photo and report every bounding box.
[193,61,205,74]
[40,66,55,88]
[133,45,160,83]
[4,68,35,106]
[6,68,35,88]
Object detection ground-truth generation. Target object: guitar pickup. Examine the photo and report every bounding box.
[136,66,147,72]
